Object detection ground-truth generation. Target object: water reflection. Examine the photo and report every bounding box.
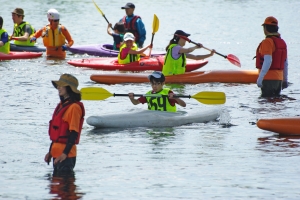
[46,172,85,199]
[257,135,300,154]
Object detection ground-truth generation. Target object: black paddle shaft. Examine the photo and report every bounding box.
[113,93,192,98]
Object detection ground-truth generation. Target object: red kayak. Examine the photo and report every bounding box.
[67,56,208,72]
[0,51,43,60]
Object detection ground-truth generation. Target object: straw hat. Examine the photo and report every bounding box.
[52,74,80,94]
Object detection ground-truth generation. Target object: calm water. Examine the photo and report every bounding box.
[1,0,300,199]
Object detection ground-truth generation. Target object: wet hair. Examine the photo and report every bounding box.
[0,16,3,29]
[114,22,125,34]
[165,34,180,52]
[264,24,279,33]
[149,75,165,83]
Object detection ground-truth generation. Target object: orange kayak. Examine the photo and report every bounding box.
[90,70,259,84]
[68,56,208,71]
[257,118,300,135]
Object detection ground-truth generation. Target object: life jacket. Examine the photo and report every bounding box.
[42,25,66,47]
[118,42,140,64]
[0,29,10,54]
[256,36,287,70]
[48,102,85,144]
[146,88,176,112]
[162,44,186,76]
[13,21,35,46]
[122,15,141,43]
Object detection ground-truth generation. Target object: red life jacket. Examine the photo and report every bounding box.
[48,101,85,144]
[256,36,287,70]
[122,15,141,42]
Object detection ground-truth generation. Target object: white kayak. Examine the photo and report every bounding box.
[87,107,220,128]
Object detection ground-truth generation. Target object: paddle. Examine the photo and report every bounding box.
[175,34,241,67]
[148,14,159,57]
[80,87,226,105]
[92,0,113,29]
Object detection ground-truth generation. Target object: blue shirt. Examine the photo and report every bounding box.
[0,31,9,44]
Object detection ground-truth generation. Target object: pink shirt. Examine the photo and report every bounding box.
[120,47,130,59]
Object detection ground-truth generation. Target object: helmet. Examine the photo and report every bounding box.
[47,9,60,20]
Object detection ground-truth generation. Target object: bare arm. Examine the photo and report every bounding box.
[186,49,215,60]
[107,23,113,36]
[11,32,30,41]
[169,93,186,107]
[128,44,152,55]
[179,45,200,54]
[129,93,141,105]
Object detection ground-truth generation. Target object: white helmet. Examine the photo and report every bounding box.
[47,9,60,20]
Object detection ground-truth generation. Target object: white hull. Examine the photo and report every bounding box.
[87,107,220,128]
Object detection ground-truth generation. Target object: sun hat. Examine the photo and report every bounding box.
[148,71,165,80]
[52,74,80,94]
[124,32,135,41]
[174,30,190,37]
[121,3,135,9]
[12,8,24,16]
[262,16,278,26]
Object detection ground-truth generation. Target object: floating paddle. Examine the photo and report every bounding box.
[148,14,159,57]
[80,87,226,105]
[175,34,241,67]
[92,0,113,29]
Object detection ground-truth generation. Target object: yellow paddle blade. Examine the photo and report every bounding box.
[152,14,159,33]
[92,0,104,16]
[80,87,113,100]
[191,91,226,105]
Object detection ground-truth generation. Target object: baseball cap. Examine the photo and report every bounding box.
[124,32,135,41]
[121,3,135,9]
[262,16,278,26]
[148,71,165,80]
[12,8,24,16]
[174,30,190,37]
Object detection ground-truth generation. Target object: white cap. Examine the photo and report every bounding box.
[124,32,135,41]
[148,71,164,80]
[47,9,60,20]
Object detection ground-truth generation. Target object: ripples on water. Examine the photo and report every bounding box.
[1,0,300,199]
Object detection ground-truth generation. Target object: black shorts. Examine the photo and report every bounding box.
[261,80,282,97]
[53,157,76,175]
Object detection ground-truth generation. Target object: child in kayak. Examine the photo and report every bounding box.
[128,71,186,112]
[162,30,215,76]
[118,32,152,64]
[107,22,125,51]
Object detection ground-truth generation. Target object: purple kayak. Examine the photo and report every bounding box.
[68,44,165,57]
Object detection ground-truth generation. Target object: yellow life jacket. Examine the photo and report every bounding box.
[13,22,35,46]
[162,44,186,76]
[0,29,10,54]
[42,25,66,47]
[118,43,140,64]
[146,88,176,112]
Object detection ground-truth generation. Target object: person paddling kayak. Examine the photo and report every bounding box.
[30,9,74,59]
[162,30,215,76]
[107,22,125,51]
[10,8,35,46]
[45,74,85,175]
[118,32,152,64]
[128,71,186,112]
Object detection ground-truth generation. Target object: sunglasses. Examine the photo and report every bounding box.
[53,19,59,22]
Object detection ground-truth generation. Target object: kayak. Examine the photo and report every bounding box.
[0,51,43,61]
[68,56,208,71]
[257,117,300,135]
[90,70,258,84]
[10,43,46,52]
[68,43,165,57]
[87,107,220,128]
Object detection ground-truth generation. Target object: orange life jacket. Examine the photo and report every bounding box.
[48,102,85,144]
[256,36,287,70]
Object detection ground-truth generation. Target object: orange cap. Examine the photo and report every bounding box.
[262,16,278,26]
